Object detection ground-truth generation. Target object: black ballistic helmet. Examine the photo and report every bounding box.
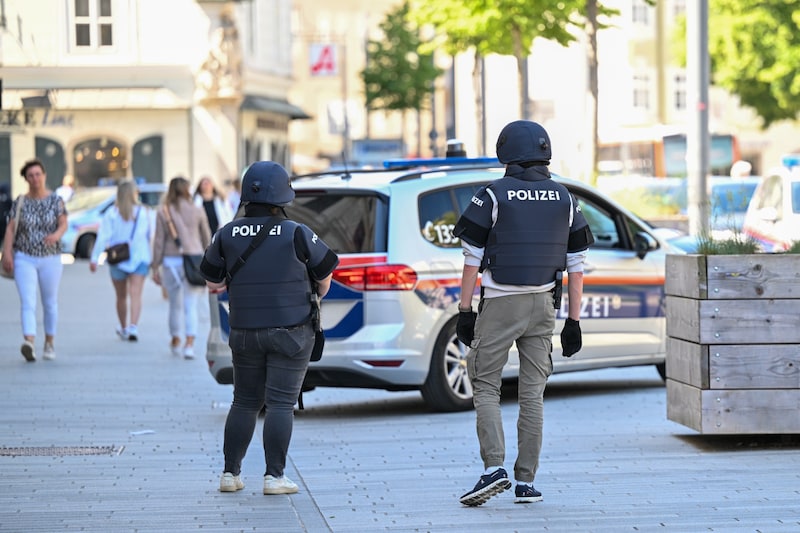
[495,120,551,165]
[240,161,295,206]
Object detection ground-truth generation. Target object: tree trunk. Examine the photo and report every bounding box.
[511,26,529,120]
[472,50,484,156]
[586,0,599,185]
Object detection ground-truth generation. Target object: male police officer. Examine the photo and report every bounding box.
[200,161,339,496]
[454,120,594,506]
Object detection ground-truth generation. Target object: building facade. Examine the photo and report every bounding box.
[1,0,303,195]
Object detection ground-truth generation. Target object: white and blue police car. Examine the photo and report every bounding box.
[206,156,682,411]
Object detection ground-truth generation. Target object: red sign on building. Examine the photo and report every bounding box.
[309,44,338,76]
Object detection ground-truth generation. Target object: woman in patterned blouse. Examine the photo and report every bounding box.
[1,159,68,362]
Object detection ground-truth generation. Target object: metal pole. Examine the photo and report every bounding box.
[686,0,709,237]
[341,41,351,165]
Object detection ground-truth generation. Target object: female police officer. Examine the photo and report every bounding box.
[200,161,339,495]
[453,120,594,506]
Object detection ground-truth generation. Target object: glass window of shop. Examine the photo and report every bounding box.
[73,137,128,186]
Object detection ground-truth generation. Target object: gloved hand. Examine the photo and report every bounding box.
[560,318,582,357]
[456,310,477,346]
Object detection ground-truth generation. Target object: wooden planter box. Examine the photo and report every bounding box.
[665,254,800,434]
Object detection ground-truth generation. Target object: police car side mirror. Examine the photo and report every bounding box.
[633,231,657,260]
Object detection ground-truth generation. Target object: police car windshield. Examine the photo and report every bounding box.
[286,192,387,254]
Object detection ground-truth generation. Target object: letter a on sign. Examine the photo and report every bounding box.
[310,44,337,76]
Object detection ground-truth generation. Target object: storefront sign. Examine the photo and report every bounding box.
[0,109,75,128]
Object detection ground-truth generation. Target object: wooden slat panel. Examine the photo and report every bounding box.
[665,295,700,342]
[665,337,708,388]
[699,388,800,434]
[707,255,800,300]
[666,379,702,432]
[709,344,800,389]
[697,299,800,344]
[665,254,707,299]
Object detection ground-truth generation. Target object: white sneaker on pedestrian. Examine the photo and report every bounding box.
[127,324,138,342]
[219,472,244,492]
[116,327,128,341]
[263,475,298,495]
[183,346,195,359]
[43,343,56,361]
[21,341,36,362]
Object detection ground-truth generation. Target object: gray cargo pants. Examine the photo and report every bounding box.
[466,291,555,483]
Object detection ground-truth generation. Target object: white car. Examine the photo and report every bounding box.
[743,155,800,252]
[61,182,166,258]
[206,158,681,411]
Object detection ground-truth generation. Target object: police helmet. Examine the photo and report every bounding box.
[495,120,551,165]
[240,161,295,206]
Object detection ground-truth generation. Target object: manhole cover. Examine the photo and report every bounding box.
[0,445,124,457]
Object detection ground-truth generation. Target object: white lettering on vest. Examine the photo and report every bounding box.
[232,224,263,237]
[471,195,484,207]
[507,189,561,201]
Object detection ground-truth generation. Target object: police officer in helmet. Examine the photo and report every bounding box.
[200,161,339,495]
[453,120,594,506]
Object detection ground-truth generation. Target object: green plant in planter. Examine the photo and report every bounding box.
[694,233,759,255]
[786,241,800,254]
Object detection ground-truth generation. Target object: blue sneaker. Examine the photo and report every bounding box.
[459,468,512,506]
[514,483,543,503]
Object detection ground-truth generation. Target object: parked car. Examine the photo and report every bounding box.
[206,158,683,411]
[61,182,166,258]
[743,155,800,252]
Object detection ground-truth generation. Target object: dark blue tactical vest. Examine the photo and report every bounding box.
[482,177,571,285]
[222,218,312,329]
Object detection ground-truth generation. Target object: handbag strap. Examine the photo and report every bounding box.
[127,207,140,240]
[162,205,183,251]
[225,221,274,284]
[12,194,25,239]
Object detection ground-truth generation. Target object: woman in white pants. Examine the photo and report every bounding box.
[151,176,211,359]
[1,159,67,362]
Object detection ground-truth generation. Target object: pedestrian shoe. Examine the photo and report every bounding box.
[219,472,244,492]
[170,340,182,357]
[116,327,128,341]
[43,343,56,361]
[514,484,543,504]
[459,468,512,506]
[263,475,298,495]
[183,346,195,360]
[20,341,36,362]
[127,325,138,342]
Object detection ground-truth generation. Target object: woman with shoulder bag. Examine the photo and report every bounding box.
[1,159,68,362]
[151,176,211,359]
[89,179,153,342]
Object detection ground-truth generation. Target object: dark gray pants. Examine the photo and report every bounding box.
[223,323,314,477]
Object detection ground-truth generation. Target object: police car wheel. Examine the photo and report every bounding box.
[76,234,96,259]
[420,318,474,412]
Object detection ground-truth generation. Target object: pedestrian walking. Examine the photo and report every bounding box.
[199,161,338,495]
[89,179,153,341]
[151,176,212,359]
[193,175,233,234]
[1,159,68,362]
[453,120,594,506]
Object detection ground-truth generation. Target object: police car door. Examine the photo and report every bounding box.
[555,192,665,368]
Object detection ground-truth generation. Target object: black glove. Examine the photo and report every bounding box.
[560,318,582,357]
[456,310,477,346]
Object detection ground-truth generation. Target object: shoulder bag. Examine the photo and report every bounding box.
[163,205,206,286]
[1,195,25,279]
[105,207,139,265]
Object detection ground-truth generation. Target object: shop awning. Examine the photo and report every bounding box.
[3,88,189,110]
[241,95,311,120]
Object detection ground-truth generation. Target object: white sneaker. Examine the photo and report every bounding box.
[127,324,138,342]
[170,343,182,357]
[43,343,56,361]
[116,327,128,340]
[263,475,298,495]
[183,346,195,359]
[21,341,36,362]
[219,472,244,492]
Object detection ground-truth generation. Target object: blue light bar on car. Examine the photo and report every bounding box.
[383,156,500,169]
[782,154,800,169]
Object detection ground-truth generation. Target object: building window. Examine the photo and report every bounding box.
[674,73,687,111]
[632,0,650,25]
[70,0,114,49]
[633,74,650,110]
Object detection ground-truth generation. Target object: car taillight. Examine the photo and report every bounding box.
[333,264,418,291]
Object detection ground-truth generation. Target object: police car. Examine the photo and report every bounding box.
[206,156,680,411]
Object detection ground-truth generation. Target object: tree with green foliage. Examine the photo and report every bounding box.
[674,1,800,128]
[361,1,442,155]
